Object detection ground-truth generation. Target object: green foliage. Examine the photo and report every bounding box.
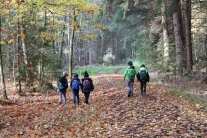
[73,65,126,76]
[169,88,207,108]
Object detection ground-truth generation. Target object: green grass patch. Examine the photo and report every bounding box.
[169,88,207,108]
[73,65,127,76]
[73,63,143,77]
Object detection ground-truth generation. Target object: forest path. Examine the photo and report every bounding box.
[0,74,207,137]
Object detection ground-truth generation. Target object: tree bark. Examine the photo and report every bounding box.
[161,2,170,68]
[0,14,8,100]
[89,39,93,65]
[59,16,67,64]
[173,0,185,74]
[114,35,118,62]
[39,10,47,85]
[69,10,76,81]
[100,33,104,58]
[21,24,29,77]
[17,20,23,95]
[12,42,16,86]
[184,0,193,73]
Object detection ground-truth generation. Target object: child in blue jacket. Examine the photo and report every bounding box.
[70,73,81,105]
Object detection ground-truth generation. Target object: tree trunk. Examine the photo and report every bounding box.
[161,2,170,68]
[0,14,8,100]
[52,15,56,54]
[100,33,104,58]
[17,20,23,95]
[89,39,93,65]
[114,35,118,62]
[173,0,185,74]
[12,39,17,86]
[21,24,29,77]
[184,0,193,73]
[69,10,76,81]
[59,16,67,64]
[39,10,47,85]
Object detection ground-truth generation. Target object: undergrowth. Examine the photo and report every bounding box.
[169,88,207,108]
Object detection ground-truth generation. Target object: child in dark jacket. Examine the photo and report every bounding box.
[137,64,150,96]
[81,71,94,105]
[70,73,81,105]
[58,71,69,104]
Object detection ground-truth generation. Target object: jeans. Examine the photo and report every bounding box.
[72,90,79,105]
[126,80,134,97]
[59,89,66,104]
[84,92,90,104]
[140,81,146,96]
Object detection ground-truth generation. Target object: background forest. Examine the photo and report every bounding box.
[0,0,207,99]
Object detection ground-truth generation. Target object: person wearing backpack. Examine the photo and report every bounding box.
[70,73,81,105]
[124,61,138,97]
[81,71,94,105]
[137,64,150,96]
[58,71,69,105]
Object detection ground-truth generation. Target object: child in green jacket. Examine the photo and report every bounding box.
[124,61,138,97]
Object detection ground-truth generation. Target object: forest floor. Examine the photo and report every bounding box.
[1,74,207,137]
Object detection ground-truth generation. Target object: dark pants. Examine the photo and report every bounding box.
[84,92,90,104]
[140,81,147,96]
[72,90,79,105]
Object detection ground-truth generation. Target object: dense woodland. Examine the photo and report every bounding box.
[0,0,207,99]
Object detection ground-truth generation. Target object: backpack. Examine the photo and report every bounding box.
[57,77,64,90]
[72,80,79,90]
[127,68,136,80]
[83,80,91,90]
[139,70,147,81]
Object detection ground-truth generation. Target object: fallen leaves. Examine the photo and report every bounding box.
[0,74,207,137]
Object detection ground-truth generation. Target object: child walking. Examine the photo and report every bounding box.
[124,61,138,97]
[58,71,69,104]
[137,64,150,96]
[81,71,94,105]
[70,73,81,105]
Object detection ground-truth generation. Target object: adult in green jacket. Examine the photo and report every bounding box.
[124,61,138,97]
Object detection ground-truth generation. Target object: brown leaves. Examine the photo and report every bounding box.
[0,74,207,137]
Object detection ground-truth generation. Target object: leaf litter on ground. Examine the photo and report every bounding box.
[0,74,207,137]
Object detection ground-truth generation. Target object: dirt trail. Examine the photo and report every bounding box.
[0,74,207,137]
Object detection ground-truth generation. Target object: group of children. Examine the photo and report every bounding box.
[57,61,150,105]
[58,71,94,105]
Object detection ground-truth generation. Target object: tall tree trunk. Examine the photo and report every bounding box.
[114,35,118,62]
[67,17,70,66]
[173,0,185,74]
[69,10,76,81]
[184,0,193,73]
[52,15,56,55]
[161,2,170,68]
[59,16,67,64]
[100,33,104,58]
[21,24,29,77]
[39,10,47,85]
[89,39,93,65]
[0,14,8,100]
[17,20,23,95]
[12,42,16,86]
